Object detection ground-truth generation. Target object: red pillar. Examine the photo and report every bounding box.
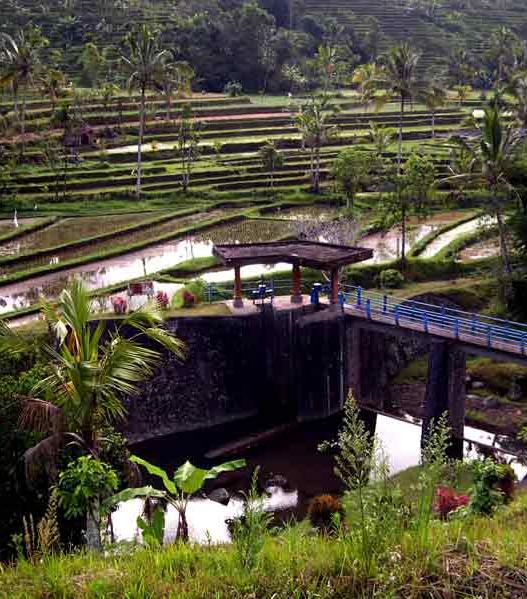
[233,265,243,307]
[330,268,339,304]
[291,263,303,304]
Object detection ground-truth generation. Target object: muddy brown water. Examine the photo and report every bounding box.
[116,413,526,545]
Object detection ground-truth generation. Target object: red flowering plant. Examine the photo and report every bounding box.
[111,296,128,315]
[434,486,469,520]
[155,291,170,309]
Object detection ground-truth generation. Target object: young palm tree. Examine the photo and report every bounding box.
[39,68,66,111]
[295,95,338,193]
[258,140,284,189]
[374,43,421,174]
[119,25,171,197]
[448,105,522,279]
[0,25,48,154]
[2,280,185,549]
[351,63,378,110]
[421,84,446,139]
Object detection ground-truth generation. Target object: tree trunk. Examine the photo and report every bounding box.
[400,188,407,270]
[20,88,26,156]
[137,85,145,198]
[86,500,102,552]
[495,205,512,277]
[176,509,189,542]
[397,96,405,176]
[314,146,321,193]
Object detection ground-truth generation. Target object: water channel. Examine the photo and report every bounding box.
[112,413,527,546]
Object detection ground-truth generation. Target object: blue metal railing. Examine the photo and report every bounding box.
[341,285,527,356]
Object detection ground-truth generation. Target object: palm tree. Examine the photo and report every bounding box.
[506,69,527,128]
[448,105,522,279]
[314,44,337,93]
[119,25,171,197]
[39,68,66,112]
[351,63,378,110]
[421,84,446,139]
[295,95,338,193]
[2,280,185,550]
[258,140,284,189]
[0,25,48,154]
[373,43,421,174]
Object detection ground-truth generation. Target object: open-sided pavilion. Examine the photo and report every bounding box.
[212,240,373,307]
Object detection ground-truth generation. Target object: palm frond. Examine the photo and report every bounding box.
[19,398,64,434]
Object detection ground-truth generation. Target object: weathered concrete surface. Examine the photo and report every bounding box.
[123,306,318,443]
[423,341,467,458]
[122,308,467,449]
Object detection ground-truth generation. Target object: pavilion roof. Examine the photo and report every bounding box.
[212,240,373,270]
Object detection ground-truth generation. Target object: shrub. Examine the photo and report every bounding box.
[469,458,517,515]
[111,296,128,315]
[232,469,272,571]
[434,486,469,520]
[307,494,344,534]
[185,278,205,303]
[224,81,243,97]
[379,269,404,289]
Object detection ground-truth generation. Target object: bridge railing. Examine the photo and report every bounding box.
[341,285,527,355]
[204,278,310,303]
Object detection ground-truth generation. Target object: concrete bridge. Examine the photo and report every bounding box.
[340,285,527,457]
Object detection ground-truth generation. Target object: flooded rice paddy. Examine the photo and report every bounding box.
[0,213,158,257]
[0,208,488,315]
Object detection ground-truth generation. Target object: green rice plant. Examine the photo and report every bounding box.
[413,415,451,551]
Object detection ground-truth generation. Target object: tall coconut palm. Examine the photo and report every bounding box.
[119,25,171,197]
[373,43,421,174]
[448,105,522,279]
[1,280,185,550]
[0,25,48,154]
[295,95,338,193]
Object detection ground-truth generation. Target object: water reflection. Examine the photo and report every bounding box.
[111,414,526,547]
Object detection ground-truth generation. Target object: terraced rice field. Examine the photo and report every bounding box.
[0,213,162,256]
[0,209,233,275]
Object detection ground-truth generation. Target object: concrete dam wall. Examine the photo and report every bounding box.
[123,306,427,444]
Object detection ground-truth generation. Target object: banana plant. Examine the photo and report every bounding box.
[105,455,246,542]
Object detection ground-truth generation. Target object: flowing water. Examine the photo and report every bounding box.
[420,215,496,259]
[112,414,527,546]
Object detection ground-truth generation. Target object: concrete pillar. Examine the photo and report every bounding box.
[423,341,466,459]
[346,320,385,411]
[291,264,303,304]
[233,265,243,308]
[330,268,339,304]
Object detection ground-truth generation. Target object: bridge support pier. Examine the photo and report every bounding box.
[423,341,466,459]
[347,325,385,411]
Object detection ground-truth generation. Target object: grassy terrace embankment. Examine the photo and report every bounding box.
[0,488,525,599]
